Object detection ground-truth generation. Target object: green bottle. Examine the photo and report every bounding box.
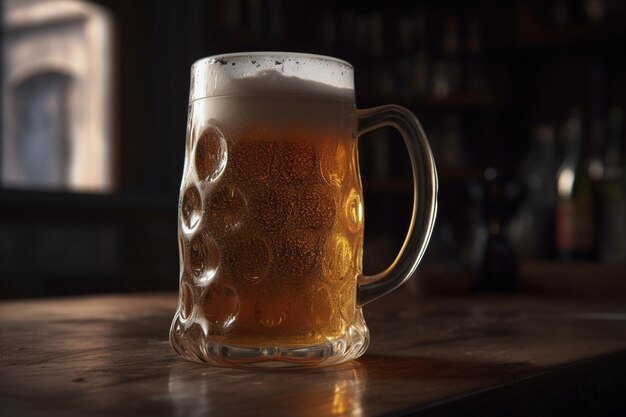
[555,110,596,260]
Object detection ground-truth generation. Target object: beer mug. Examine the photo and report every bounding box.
[170,53,437,368]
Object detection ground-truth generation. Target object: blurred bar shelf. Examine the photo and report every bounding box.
[514,2,626,48]
[515,22,626,48]
[363,169,483,194]
[0,189,176,215]
[416,260,626,299]
[363,180,412,194]
[359,92,502,111]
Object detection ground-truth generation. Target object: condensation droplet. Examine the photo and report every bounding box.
[180,281,194,319]
[293,185,336,230]
[277,230,321,278]
[279,141,316,183]
[202,284,240,334]
[343,188,363,233]
[180,186,202,231]
[189,232,220,286]
[227,234,271,285]
[195,126,227,182]
[232,140,275,180]
[255,187,293,232]
[208,185,247,234]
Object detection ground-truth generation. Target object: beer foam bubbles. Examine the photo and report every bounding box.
[190,53,355,102]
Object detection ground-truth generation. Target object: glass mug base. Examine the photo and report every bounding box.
[169,311,370,369]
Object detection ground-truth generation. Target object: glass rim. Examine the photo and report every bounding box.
[191,52,353,70]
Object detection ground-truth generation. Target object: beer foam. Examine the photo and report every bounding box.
[215,69,354,102]
[190,53,355,102]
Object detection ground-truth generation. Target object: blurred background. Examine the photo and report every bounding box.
[1,0,625,298]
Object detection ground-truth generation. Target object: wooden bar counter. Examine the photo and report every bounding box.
[1,291,625,416]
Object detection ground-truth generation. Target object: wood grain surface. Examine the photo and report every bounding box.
[1,292,625,416]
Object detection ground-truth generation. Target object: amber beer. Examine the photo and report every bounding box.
[172,53,437,368]
[177,96,364,347]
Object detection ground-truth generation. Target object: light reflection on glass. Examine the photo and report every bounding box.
[557,168,574,199]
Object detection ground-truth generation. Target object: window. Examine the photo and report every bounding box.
[2,0,114,192]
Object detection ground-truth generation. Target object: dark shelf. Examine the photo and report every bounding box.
[363,180,412,194]
[515,21,626,48]
[359,92,503,111]
[363,169,483,194]
[0,189,176,212]
[440,168,484,181]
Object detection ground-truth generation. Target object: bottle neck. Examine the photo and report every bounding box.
[563,129,582,165]
[558,114,584,199]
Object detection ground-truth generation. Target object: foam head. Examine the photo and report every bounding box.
[189,52,355,103]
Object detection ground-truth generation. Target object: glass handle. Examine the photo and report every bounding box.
[356,105,438,305]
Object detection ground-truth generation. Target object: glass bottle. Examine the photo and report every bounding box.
[555,110,596,259]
